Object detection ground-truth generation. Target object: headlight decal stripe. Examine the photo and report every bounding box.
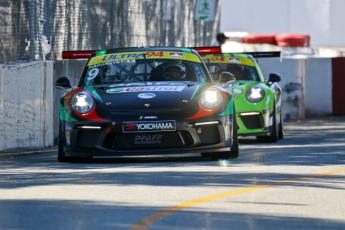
[218,98,234,117]
[185,105,219,120]
[59,104,77,122]
[71,101,108,122]
[84,86,103,102]
[190,83,208,101]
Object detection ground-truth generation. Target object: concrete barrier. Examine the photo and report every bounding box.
[0,61,54,151]
[305,58,333,117]
[258,58,305,120]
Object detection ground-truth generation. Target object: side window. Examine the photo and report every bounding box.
[193,64,206,82]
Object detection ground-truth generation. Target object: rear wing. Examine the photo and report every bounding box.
[62,50,96,59]
[190,46,281,59]
[240,51,281,58]
[60,47,221,59]
[61,47,281,59]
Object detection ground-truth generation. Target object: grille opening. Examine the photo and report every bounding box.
[77,130,102,148]
[241,114,264,129]
[196,125,220,145]
[103,131,193,150]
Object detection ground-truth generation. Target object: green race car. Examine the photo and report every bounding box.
[199,49,283,142]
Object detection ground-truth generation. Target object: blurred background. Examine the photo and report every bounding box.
[1,0,345,64]
[0,0,221,64]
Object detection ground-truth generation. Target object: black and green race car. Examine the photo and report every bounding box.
[197,48,284,143]
[55,47,239,162]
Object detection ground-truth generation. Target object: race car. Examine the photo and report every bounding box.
[194,47,283,142]
[55,47,238,162]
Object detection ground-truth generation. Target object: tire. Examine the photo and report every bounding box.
[58,120,69,162]
[278,110,284,140]
[211,106,239,160]
[256,105,278,143]
[58,120,84,162]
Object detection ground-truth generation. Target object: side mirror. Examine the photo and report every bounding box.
[219,71,236,84]
[268,73,281,83]
[55,77,72,92]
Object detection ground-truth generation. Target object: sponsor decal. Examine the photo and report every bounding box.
[64,125,73,132]
[107,86,185,93]
[169,52,185,58]
[89,61,119,69]
[210,56,225,62]
[228,58,241,63]
[138,93,156,99]
[123,120,176,133]
[106,88,124,93]
[134,134,163,145]
[139,116,158,120]
[101,51,164,61]
[88,52,202,66]
[110,82,185,87]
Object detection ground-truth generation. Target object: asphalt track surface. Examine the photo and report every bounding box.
[0,116,344,230]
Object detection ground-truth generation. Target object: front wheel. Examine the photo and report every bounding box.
[58,120,87,163]
[211,107,239,160]
[58,120,69,162]
[278,110,284,139]
[256,105,279,143]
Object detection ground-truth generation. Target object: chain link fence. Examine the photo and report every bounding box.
[0,0,220,64]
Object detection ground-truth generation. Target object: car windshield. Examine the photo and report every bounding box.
[206,63,259,81]
[79,51,209,86]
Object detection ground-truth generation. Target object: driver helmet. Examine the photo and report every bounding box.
[162,61,186,79]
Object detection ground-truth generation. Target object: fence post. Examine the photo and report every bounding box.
[29,0,37,61]
[29,0,44,61]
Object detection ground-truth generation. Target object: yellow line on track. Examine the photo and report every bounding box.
[130,169,345,230]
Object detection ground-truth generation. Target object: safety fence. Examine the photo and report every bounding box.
[0,0,220,64]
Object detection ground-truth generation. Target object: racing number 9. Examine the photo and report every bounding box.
[87,68,99,80]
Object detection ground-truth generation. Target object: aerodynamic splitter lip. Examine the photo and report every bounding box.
[76,126,102,129]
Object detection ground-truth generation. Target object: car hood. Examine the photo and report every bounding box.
[84,82,208,111]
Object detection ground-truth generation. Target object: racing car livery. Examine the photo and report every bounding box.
[55,47,238,162]
[197,48,283,142]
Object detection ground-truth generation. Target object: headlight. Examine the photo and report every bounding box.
[200,88,223,110]
[71,92,94,113]
[246,86,265,103]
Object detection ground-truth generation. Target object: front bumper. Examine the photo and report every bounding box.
[61,117,235,157]
[236,109,273,136]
